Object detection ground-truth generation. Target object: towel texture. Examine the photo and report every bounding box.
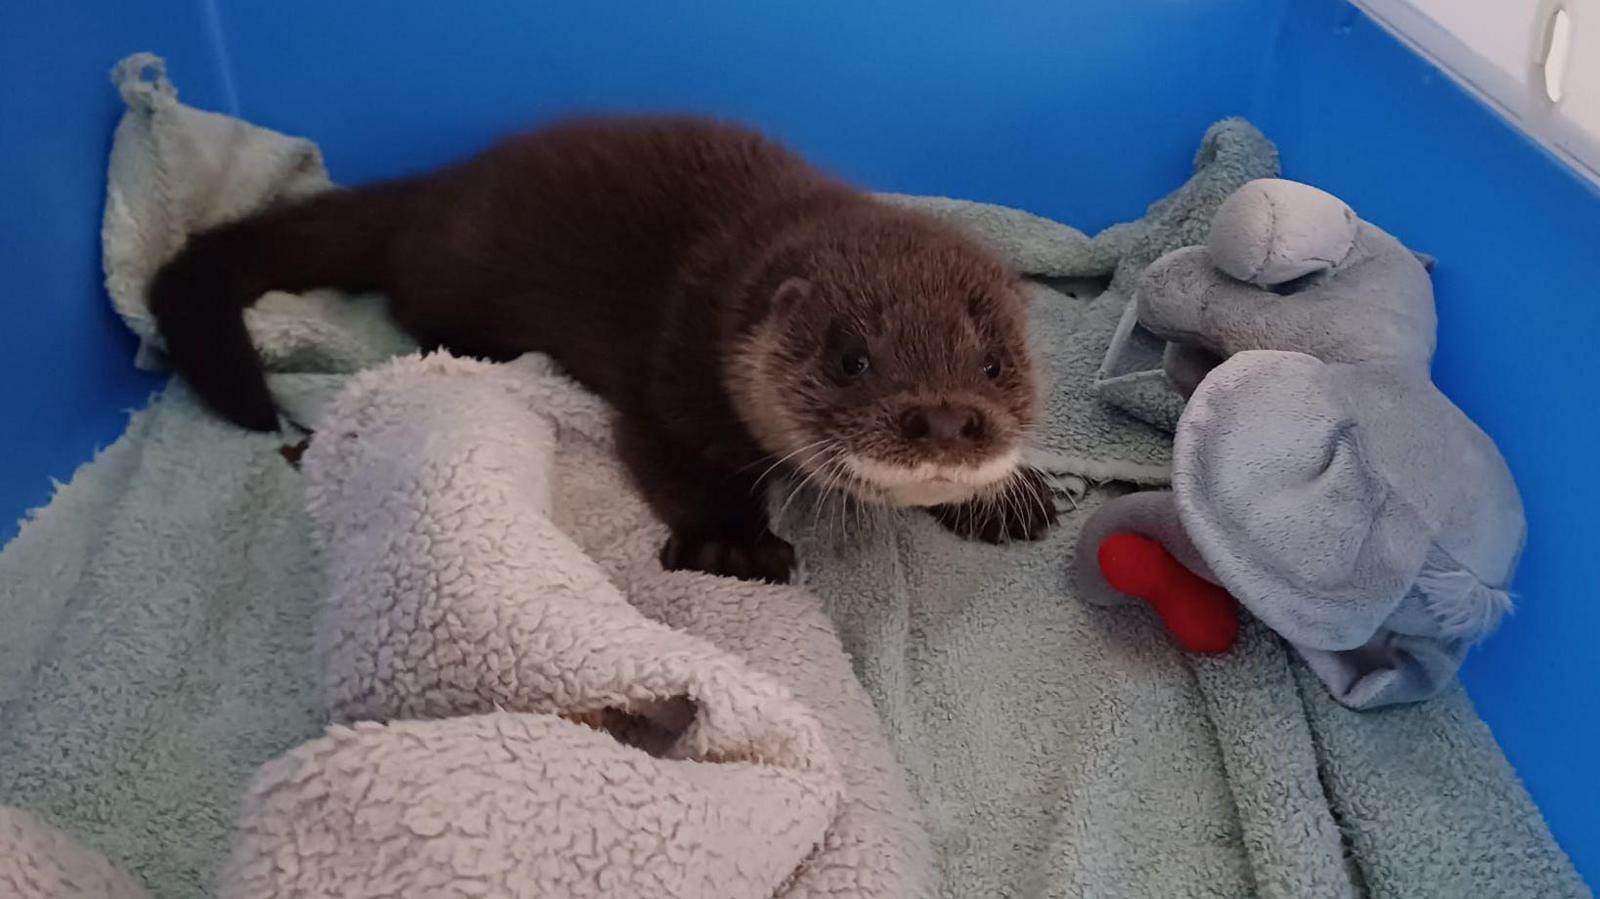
[101,53,415,377]
[0,809,149,899]
[215,353,930,898]
[0,53,1586,899]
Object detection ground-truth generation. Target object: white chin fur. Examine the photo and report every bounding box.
[844,449,1021,508]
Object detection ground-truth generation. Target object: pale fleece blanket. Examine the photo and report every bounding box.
[221,351,930,898]
[3,350,932,899]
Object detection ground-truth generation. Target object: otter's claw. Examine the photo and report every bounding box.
[660,528,796,584]
[929,468,1059,544]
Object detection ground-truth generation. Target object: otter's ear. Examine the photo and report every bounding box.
[742,276,811,332]
[771,277,812,317]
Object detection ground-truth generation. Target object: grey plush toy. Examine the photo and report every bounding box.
[1076,178,1527,709]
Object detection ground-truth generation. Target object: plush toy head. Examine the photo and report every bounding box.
[1079,178,1526,709]
[1136,178,1438,391]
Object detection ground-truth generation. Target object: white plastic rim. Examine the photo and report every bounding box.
[1351,0,1600,188]
[1543,6,1572,103]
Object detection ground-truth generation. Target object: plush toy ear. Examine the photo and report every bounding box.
[1172,350,1434,649]
[1412,251,1437,273]
[1208,179,1359,287]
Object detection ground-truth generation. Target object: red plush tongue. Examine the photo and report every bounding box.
[1097,532,1240,654]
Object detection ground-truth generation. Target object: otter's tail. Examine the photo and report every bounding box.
[148,180,421,431]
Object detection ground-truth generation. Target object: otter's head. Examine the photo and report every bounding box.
[726,210,1039,508]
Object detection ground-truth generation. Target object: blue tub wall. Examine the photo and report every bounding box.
[0,0,1594,884]
[1,0,1284,533]
[212,0,1283,233]
[0,1,229,541]
[1251,0,1600,878]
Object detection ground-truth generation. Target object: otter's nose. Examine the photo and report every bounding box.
[901,405,984,443]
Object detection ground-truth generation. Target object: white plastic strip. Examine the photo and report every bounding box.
[1351,0,1600,188]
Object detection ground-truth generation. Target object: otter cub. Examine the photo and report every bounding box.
[150,116,1057,582]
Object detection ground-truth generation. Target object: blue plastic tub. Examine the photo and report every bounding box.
[4,0,1596,884]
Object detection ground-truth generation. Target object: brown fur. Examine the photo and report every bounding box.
[149,116,1056,582]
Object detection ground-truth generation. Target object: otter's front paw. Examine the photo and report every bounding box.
[660,528,796,584]
[929,469,1059,544]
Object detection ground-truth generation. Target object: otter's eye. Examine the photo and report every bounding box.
[982,352,1004,379]
[839,349,871,380]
